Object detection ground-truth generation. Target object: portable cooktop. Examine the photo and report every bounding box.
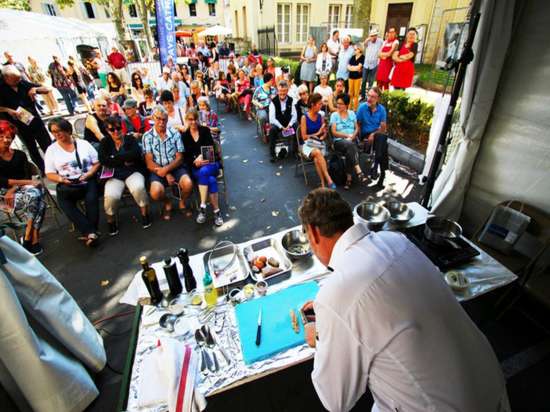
[403,224,480,271]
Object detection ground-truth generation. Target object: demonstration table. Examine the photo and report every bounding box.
[118,202,517,411]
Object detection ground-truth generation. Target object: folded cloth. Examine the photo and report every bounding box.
[137,338,206,412]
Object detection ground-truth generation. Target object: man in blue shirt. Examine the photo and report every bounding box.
[356,86,388,188]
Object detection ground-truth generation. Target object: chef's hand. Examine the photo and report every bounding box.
[304,322,316,348]
[301,301,316,322]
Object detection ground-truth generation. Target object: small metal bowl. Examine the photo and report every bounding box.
[353,202,390,231]
[281,229,312,260]
[386,200,415,224]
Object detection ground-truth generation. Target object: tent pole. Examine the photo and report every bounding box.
[420,11,481,209]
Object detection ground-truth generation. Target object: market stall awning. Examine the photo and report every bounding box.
[128,18,183,29]
[197,24,232,37]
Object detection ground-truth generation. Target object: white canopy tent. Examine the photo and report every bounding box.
[429,0,550,233]
[0,9,114,70]
[198,24,232,37]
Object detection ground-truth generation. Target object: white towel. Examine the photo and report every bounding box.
[137,338,206,412]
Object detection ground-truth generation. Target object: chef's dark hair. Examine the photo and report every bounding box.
[299,188,353,237]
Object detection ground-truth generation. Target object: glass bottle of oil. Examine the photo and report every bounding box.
[140,256,163,305]
[202,270,218,306]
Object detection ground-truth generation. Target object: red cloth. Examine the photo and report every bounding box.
[376,40,396,83]
[391,43,416,89]
[121,114,151,135]
[107,52,127,69]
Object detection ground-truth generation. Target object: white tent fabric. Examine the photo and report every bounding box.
[0,9,112,69]
[461,0,550,231]
[198,24,233,37]
[430,0,515,221]
[0,234,106,412]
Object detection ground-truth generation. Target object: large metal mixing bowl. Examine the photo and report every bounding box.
[281,229,312,260]
[386,200,415,224]
[353,202,390,231]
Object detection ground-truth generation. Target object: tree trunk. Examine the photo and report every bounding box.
[135,0,153,52]
[353,0,372,38]
[112,0,127,42]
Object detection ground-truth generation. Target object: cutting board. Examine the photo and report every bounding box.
[235,281,319,365]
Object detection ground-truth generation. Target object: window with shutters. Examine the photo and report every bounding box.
[189,3,196,16]
[345,5,353,28]
[295,4,309,43]
[328,4,341,31]
[83,2,95,18]
[208,3,216,16]
[277,3,291,44]
[128,4,138,17]
[42,3,56,16]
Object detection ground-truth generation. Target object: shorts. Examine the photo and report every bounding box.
[149,166,189,187]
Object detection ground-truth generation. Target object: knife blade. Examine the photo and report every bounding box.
[255,307,262,346]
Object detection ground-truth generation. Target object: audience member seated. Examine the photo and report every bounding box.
[45,118,100,247]
[252,72,276,134]
[265,57,277,77]
[231,69,253,121]
[138,88,156,118]
[194,71,209,96]
[170,83,187,111]
[178,64,191,87]
[329,93,368,189]
[356,86,388,188]
[106,72,126,106]
[121,98,150,140]
[172,71,190,100]
[98,89,124,116]
[197,98,220,142]
[252,64,264,88]
[84,98,110,148]
[160,90,186,133]
[187,80,204,109]
[295,84,310,121]
[299,93,335,189]
[328,78,346,113]
[181,109,224,227]
[142,106,193,220]
[157,67,174,92]
[131,71,146,103]
[213,72,231,107]
[0,120,46,255]
[313,73,333,110]
[98,115,150,235]
[268,80,297,163]
[287,73,299,100]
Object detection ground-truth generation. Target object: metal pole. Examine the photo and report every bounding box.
[420,11,481,209]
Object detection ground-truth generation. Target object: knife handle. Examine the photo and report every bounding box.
[255,324,261,346]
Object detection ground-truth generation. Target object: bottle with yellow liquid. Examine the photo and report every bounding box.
[202,270,218,306]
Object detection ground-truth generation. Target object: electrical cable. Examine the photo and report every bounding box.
[93,310,134,326]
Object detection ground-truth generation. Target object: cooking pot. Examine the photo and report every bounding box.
[424,216,462,246]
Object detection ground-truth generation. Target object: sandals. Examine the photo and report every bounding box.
[85,233,99,247]
[162,207,172,221]
[344,177,353,190]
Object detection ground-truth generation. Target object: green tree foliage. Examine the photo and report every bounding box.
[0,0,31,11]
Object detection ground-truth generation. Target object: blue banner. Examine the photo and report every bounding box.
[155,0,177,67]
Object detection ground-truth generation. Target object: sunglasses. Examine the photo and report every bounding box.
[107,126,122,132]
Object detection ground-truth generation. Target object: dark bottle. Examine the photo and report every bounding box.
[140,256,163,305]
[163,257,183,297]
[177,248,197,292]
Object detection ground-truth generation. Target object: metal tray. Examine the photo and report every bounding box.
[203,244,250,289]
[243,238,293,285]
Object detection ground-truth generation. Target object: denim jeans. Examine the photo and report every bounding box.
[56,180,99,235]
[57,87,77,115]
[361,66,378,99]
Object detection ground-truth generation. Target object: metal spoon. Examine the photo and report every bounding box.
[195,329,213,373]
[159,313,179,333]
[201,324,220,371]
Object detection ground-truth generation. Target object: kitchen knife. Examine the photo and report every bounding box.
[255,307,262,346]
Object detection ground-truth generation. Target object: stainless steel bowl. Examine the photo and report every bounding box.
[353,202,390,231]
[281,229,312,260]
[386,200,415,224]
[424,216,463,245]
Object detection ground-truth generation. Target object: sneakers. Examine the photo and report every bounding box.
[214,210,224,227]
[196,207,207,224]
[142,213,152,229]
[108,221,119,236]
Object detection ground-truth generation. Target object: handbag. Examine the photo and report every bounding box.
[478,202,531,254]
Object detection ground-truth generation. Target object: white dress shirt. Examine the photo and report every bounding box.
[269,97,297,129]
[327,38,340,58]
[312,223,510,412]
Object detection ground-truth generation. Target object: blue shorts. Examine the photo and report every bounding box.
[149,166,189,187]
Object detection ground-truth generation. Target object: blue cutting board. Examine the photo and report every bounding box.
[235,281,319,365]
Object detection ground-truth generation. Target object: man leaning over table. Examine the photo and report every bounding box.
[142,105,193,221]
[299,188,510,412]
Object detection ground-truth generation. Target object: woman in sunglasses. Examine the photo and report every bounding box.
[98,115,150,236]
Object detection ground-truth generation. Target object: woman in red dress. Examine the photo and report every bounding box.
[391,28,418,90]
[376,28,399,91]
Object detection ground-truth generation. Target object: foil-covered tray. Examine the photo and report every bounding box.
[243,238,292,285]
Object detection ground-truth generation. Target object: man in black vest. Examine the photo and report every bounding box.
[268,80,297,163]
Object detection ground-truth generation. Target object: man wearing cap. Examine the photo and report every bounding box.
[361,29,383,100]
[121,98,150,139]
[158,67,174,92]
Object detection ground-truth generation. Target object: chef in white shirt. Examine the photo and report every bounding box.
[299,188,511,412]
[326,30,341,73]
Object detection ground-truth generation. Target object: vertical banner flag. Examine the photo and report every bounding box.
[155,0,177,67]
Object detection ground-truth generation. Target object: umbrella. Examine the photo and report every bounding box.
[198,25,232,37]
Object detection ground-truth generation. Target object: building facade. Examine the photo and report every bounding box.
[229,0,470,63]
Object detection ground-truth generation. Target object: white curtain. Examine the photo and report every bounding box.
[430,0,516,220]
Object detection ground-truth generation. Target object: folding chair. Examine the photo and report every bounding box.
[294,126,316,186]
[73,117,86,139]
